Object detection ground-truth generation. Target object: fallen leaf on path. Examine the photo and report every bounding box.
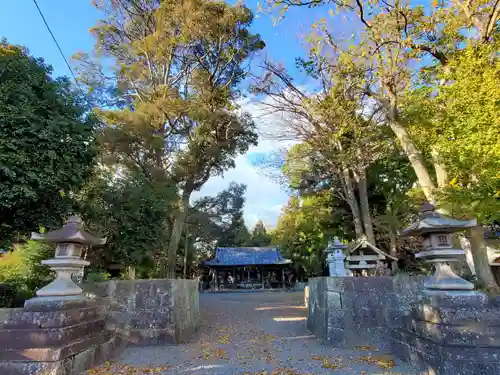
[354,345,379,351]
[356,355,396,369]
[86,361,168,374]
[311,355,325,361]
[216,334,231,344]
[322,357,345,370]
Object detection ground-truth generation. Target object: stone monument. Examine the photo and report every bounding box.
[326,237,347,277]
[0,216,117,375]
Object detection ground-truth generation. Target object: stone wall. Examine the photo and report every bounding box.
[84,279,200,346]
[308,276,500,374]
[391,293,500,374]
[307,275,427,350]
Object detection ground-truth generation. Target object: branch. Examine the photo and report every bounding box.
[355,0,371,29]
[485,0,500,41]
[411,44,448,66]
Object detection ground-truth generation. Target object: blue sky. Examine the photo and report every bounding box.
[0,0,328,229]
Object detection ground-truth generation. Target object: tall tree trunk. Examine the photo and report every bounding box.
[431,147,449,188]
[384,93,436,202]
[469,226,500,292]
[183,223,189,279]
[164,190,191,279]
[341,167,364,238]
[388,119,436,201]
[354,168,375,244]
[385,203,399,271]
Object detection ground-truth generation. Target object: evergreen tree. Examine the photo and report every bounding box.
[0,41,97,246]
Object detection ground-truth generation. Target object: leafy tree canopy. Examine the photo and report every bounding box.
[0,41,97,246]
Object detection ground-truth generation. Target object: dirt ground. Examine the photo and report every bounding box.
[86,291,422,375]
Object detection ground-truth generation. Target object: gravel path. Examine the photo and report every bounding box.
[87,292,423,375]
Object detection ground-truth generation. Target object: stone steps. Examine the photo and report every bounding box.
[0,331,120,375]
[0,330,113,362]
[1,307,99,329]
[0,317,105,349]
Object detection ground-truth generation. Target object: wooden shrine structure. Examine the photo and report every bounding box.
[346,235,397,276]
[202,247,292,290]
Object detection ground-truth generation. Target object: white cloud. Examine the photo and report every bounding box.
[191,96,297,229]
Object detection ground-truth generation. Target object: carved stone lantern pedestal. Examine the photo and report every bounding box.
[0,216,118,375]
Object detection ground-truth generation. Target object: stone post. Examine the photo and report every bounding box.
[326,237,347,277]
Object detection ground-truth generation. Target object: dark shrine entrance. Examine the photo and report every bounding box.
[201,247,292,290]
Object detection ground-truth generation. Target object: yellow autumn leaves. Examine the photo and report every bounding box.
[86,361,169,375]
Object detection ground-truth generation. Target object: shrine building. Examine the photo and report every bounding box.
[202,247,292,289]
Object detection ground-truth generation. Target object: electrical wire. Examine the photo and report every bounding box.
[31,0,91,107]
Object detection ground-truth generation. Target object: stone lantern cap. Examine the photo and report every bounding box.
[400,203,477,237]
[31,215,106,245]
[327,236,348,252]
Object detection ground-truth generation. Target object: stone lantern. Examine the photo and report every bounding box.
[400,203,477,294]
[27,215,106,305]
[326,237,347,277]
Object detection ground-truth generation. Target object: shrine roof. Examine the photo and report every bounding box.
[347,236,398,261]
[203,247,292,266]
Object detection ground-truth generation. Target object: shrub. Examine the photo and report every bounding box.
[0,240,54,307]
[85,270,111,283]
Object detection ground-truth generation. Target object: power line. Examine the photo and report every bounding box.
[31,0,90,106]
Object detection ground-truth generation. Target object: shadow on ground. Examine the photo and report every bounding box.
[87,292,424,374]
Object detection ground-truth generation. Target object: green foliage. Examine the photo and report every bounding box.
[0,41,97,246]
[0,240,54,307]
[431,42,500,221]
[85,270,111,283]
[272,194,342,279]
[76,0,264,276]
[188,182,250,257]
[245,220,272,247]
[76,169,176,272]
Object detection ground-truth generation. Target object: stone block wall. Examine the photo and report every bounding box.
[84,279,200,346]
[308,276,500,374]
[307,275,427,350]
[391,293,500,374]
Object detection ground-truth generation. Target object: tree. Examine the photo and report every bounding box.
[0,240,54,306]
[266,0,499,203]
[272,194,340,279]
[190,182,251,249]
[75,0,265,277]
[0,41,97,246]
[254,62,390,244]
[181,182,251,273]
[246,219,273,247]
[265,0,500,286]
[76,168,176,278]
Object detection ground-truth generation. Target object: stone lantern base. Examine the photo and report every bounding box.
[0,298,119,375]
